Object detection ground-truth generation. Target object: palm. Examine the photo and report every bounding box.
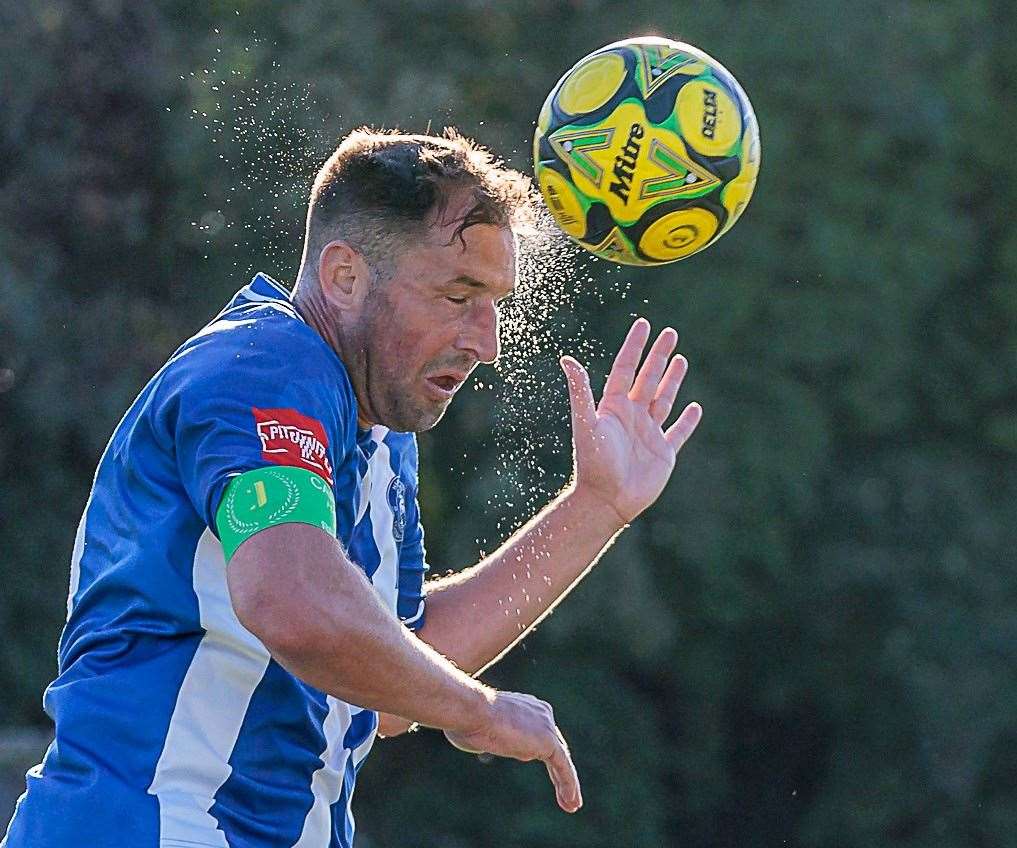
[562,319,701,524]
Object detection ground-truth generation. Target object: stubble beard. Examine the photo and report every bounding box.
[380,367,448,433]
[357,300,448,434]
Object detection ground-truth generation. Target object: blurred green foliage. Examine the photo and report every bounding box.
[2,1,1016,845]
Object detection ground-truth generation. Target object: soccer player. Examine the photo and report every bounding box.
[3,129,701,848]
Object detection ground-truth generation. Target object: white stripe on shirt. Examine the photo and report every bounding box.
[147,529,272,848]
[366,432,400,614]
[291,698,356,848]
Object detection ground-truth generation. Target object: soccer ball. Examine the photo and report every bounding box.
[533,36,760,266]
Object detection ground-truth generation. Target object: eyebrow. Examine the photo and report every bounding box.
[450,275,514,299]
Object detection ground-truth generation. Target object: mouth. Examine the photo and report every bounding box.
[424,371,469,400]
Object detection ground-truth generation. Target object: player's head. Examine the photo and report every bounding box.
[295,128,535,432]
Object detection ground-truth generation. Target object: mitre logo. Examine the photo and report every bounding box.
[608,122,645,204]
[251,407,334,486]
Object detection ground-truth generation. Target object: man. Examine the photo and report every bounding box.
[4,128,701,847]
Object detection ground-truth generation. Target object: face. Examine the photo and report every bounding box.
[346,207,516,432]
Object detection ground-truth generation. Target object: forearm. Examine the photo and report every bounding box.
[229,523,490,733]
[416,484,626,675]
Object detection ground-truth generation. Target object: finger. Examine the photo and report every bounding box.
[663,402,703,453]
[602,318,651,398]
[649,354,689,425]
[544,735,582,813]
[629,327,678,405]
[560,356,597,433]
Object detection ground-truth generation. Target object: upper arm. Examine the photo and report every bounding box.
[165,328,355,641]
[168,328,349,535]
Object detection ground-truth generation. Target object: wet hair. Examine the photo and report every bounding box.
[305,127,536,279]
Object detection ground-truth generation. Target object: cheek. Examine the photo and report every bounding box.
[366,293,455,377]
[406,312,457,359]
[375,326,434,378]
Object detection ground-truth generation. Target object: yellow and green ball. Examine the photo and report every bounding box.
[534,36,760,266]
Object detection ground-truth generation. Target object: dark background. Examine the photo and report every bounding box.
[2,1,1015,845]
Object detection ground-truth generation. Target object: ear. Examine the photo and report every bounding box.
[317,240,372,311]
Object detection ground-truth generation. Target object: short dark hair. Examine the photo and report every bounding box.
[305,128,535,276]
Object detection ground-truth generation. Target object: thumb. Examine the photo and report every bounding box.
[560,356,596,433]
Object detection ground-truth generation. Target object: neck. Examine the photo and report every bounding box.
[292,270,377,431]
[293,272,342,354]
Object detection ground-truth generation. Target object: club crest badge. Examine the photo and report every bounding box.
[387,476,407,544]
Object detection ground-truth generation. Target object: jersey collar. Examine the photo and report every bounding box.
[220,273,304,323]
[357,424,390,457]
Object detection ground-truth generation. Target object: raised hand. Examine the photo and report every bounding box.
[560,318,702,525]
[444,690,582,813]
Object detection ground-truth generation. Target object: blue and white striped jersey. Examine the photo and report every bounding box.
[4,274,428,848]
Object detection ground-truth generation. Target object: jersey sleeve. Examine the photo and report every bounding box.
[396,485,428,631]
[161,325,353,535]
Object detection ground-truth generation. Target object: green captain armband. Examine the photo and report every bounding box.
[216,466,337,562]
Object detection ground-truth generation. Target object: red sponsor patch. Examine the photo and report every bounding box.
[251,407,334,485]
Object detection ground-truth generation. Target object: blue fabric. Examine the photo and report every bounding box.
[4,275,428,848]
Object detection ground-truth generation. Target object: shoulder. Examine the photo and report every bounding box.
[176,305,349,393]
[154,304,358,451]
[180,304,334,374]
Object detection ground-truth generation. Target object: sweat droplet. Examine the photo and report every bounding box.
[185,38,636,574]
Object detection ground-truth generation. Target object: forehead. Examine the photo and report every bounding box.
[406,202,516,294]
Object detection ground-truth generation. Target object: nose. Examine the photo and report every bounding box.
[456,300,500,365]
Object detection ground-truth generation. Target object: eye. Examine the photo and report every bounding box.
[446,296,468,305]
